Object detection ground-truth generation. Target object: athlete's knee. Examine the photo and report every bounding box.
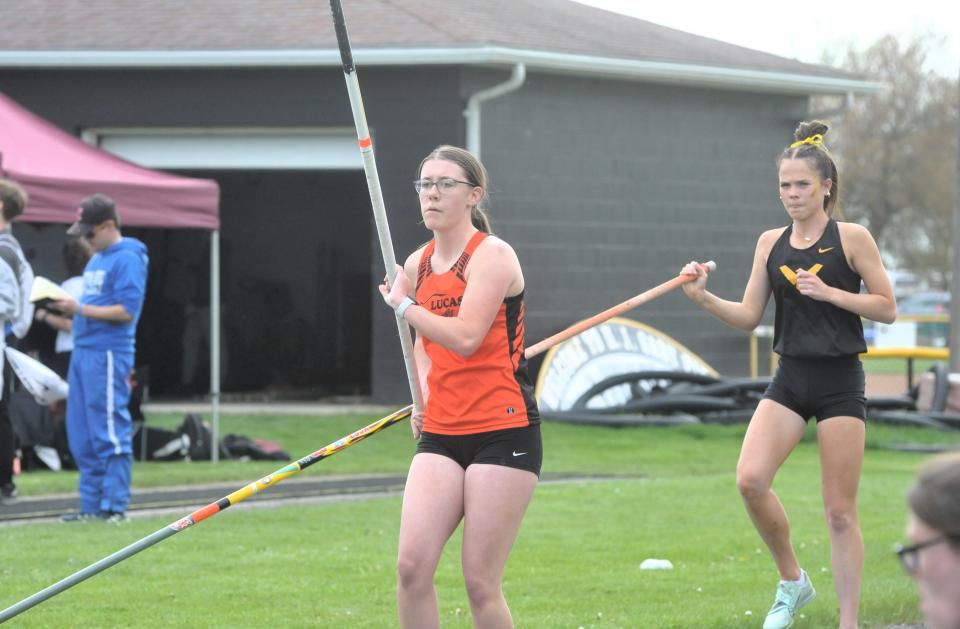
[823,503,858,534]
[462,570,502,608]
[397,553,434,592]
[736,466,772,500]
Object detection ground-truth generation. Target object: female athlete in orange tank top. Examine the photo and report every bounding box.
[379,145,539,629]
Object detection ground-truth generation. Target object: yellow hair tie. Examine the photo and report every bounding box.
[790,133,824,149]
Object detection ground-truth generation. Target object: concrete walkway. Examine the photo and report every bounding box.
[0,472,613,526]
[0,474,407,525]
[142,401,397,416]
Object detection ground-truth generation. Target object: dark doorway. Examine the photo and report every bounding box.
[18,169,373,399]
[134,168,373,399]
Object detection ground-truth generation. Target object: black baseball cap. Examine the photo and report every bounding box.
[67,194,119,236]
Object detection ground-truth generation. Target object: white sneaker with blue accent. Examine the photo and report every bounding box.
[762,570,816,629]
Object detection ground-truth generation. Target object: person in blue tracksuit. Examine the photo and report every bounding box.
[54,194,148,523]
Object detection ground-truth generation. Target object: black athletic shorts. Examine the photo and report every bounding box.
[763,355,866,422]
[416,424,542,476]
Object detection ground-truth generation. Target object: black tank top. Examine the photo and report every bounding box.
[766,218,866,357]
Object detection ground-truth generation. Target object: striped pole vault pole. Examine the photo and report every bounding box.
[0,405,413,624]
[328,0,425,416]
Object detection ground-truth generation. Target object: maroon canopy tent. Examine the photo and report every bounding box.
[0,90,219,228]
[0,89,225,459]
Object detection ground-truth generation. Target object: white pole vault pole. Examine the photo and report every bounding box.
[327,0,423,414]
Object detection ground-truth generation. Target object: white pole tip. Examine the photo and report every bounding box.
[704,260,717,272]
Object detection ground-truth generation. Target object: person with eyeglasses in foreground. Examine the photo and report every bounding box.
[379,145,540,629]
[52,194,149,525]
[898,451,960,629]
[680,121,896,629]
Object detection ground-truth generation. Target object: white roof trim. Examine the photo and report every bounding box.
[86,127,364,170]
[0,46,880,95]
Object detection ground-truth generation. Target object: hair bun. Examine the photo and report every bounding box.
[794,120,829,142]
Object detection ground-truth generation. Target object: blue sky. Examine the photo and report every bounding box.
[573,0,960,78]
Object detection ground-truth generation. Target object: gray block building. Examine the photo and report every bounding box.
[0,0,875,402]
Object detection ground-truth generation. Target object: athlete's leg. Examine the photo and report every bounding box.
[737,399,808,579]
[461,464,538,629]
[817,416,865,629]
[397,453,466,629]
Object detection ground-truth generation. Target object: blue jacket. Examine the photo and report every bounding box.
[74,237,149,352]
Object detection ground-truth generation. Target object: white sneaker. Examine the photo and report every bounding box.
[762,570,816,629]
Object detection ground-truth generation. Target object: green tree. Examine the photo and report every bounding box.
[826,35,958,288]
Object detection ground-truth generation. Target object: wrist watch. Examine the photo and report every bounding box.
[395,296,415,319]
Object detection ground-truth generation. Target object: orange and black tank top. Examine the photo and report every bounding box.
[766,218,866,357]
[415,231,540,435]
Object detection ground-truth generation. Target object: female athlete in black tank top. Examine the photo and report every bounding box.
[678,121,896,629]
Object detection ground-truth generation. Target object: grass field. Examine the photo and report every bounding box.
[4,410,958,628]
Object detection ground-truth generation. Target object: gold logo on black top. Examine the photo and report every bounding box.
[779,264,823,287]
[818,247,835,254]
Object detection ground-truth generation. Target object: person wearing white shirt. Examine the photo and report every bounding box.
[34,238,93,378]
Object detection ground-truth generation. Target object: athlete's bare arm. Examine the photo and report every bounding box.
[388,237,522,356]
[681,229,779,332]
[802,222,895,324]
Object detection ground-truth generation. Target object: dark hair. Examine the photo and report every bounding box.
[63,237,93,277]
[778,120,841,218]
[907,452,960,545]
[418,145,492,233]
[0,178,28,221]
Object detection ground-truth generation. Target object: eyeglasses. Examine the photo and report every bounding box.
[895,535,957,574]
[413,177,474,195]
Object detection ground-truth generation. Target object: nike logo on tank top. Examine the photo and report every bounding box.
[766,219,866,357]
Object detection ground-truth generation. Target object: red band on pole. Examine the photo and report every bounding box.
[190,503,221,525]
[358,137,372,148]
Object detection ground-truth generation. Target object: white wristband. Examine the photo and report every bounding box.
[395,296,415,319]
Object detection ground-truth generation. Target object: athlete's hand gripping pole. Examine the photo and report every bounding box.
[328,0,424,424]
[524,261,716,359]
